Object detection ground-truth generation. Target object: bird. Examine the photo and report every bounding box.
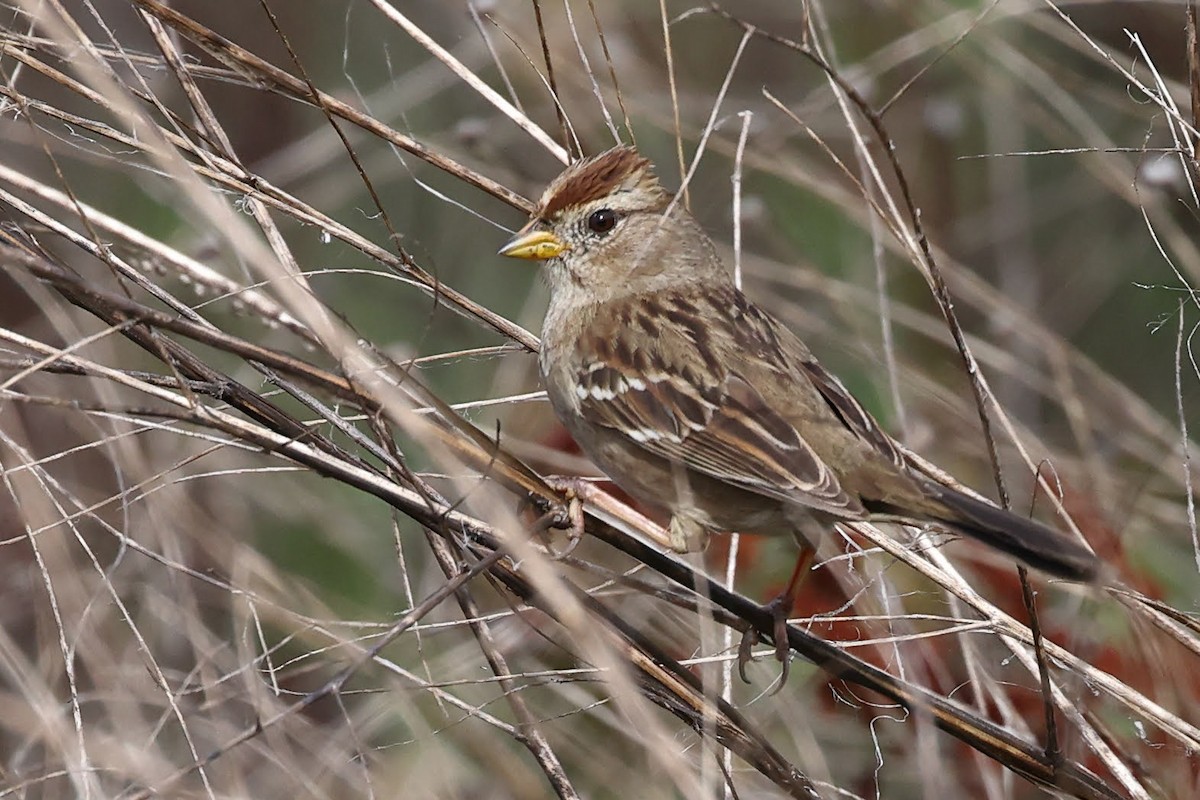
[499,145,1101,662]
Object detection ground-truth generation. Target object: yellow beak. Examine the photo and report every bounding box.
[498,228,569,260]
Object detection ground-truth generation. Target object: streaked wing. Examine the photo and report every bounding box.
[798,360,905,468]
[574,348,862,517]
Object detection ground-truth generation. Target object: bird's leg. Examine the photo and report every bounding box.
[738,542,815,687]
[770,543,815,664]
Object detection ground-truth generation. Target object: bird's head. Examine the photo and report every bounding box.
[499,146,720,305]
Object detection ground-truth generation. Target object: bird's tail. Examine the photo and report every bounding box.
[925,484,1102,583]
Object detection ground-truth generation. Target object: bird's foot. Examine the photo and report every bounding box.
[521,476,586,559]
[737,593,794,692]
[737,543,813,690]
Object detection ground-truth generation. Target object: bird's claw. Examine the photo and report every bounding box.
[737,594,794,692]
[521,477,586,559]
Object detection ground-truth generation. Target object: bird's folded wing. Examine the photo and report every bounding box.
[574,358,864,517]
[797,359,905,469]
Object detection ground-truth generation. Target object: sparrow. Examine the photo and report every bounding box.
[500,145,1101,603]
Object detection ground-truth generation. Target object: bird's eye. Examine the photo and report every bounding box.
[586,208,618,234]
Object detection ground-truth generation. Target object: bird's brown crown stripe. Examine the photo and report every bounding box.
[539,146,653,218]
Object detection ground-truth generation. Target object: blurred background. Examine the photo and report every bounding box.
[1,1,1198,797]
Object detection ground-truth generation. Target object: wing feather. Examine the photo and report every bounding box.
[575,353,861,516]
[798,360,905,468]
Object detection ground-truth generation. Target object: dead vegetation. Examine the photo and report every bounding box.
[0,1,1198,798]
